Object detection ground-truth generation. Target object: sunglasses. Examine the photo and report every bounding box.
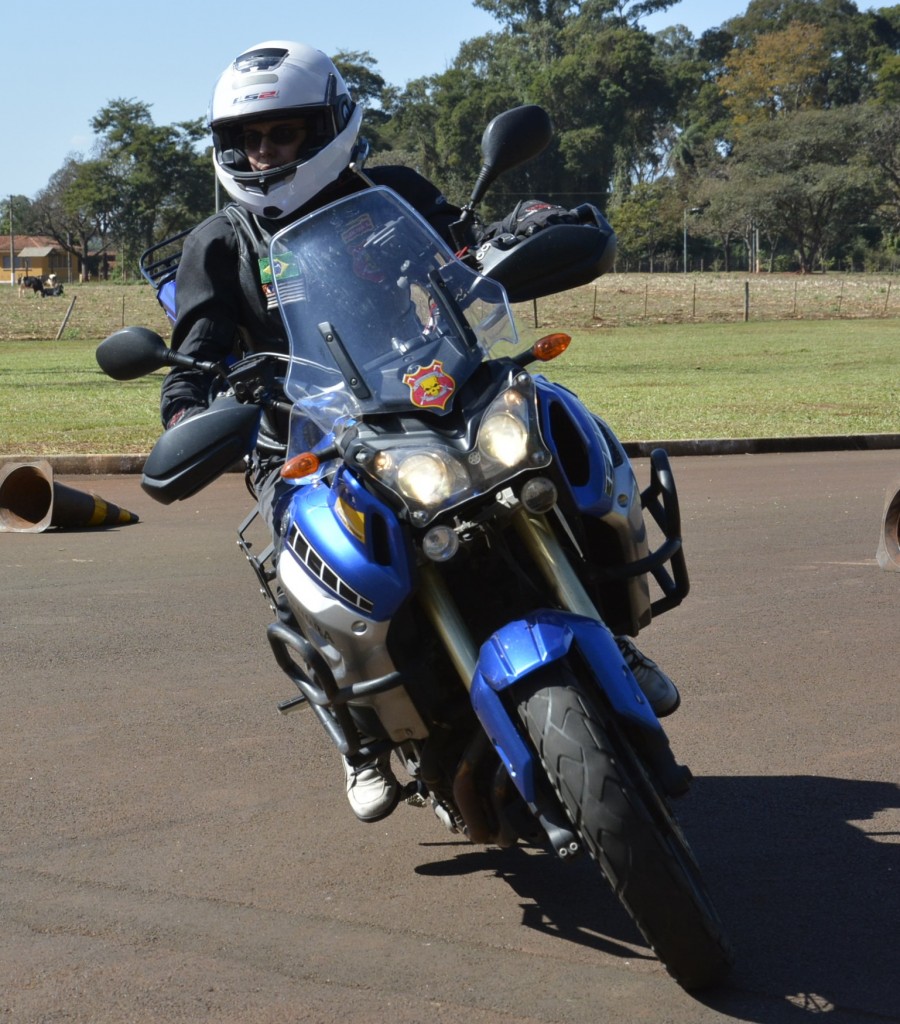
[240,123,306,150]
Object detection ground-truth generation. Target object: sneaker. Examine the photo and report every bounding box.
[616,636,681,717]
[343,754,399,822]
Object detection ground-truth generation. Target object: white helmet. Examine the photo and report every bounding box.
[209,40,363,220]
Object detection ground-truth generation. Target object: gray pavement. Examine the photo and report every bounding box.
[1,450,898,1023]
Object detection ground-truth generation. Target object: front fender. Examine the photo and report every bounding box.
[469,609,663,804]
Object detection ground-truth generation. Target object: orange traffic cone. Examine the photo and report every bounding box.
[0,460,139,533]
[876,482,900,572]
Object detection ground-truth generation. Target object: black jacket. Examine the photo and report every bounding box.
[160,165,460,427]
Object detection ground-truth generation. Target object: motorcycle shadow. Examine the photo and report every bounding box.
[681,774,900,1020]
[415,773,899,1019]
[415,841,652,963]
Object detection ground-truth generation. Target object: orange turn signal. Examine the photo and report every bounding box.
[531,332,571,362]
[281,452,321,479]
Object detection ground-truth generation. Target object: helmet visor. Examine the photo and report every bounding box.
[216,104,339,168]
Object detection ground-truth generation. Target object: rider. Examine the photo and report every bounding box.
[160,39,680,824]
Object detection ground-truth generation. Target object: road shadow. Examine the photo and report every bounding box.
[417,840,653,963]
[416,774,900,1021]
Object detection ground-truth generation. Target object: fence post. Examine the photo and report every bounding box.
[744,280,750,322]
[55,295,78,340]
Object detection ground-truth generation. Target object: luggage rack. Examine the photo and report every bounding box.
[139,229,191,323]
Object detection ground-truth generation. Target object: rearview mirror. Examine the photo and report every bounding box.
[469,105,553,208]
[96,326,170,380]
[97,326,227,382]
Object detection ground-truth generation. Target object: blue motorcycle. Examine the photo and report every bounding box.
[98,107,733,990]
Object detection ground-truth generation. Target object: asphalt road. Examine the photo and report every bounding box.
[2,451,898,1024]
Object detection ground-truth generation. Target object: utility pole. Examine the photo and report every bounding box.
[8,196,13,287]
[683,207,701,273]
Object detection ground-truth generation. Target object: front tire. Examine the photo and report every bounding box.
[517,663,734,990]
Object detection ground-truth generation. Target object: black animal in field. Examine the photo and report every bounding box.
[18,275,45,297]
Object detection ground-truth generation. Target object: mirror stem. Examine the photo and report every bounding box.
[450,207,477,253]
[164,349,228,382]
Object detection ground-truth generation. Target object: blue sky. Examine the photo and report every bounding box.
[7,0,757,202]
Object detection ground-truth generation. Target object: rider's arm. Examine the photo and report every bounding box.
[367,166,461,247]
[160,217,244,427]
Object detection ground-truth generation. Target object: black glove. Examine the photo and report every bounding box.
[479,200,581,246]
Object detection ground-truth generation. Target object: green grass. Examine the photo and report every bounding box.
[0,319,897,455]
[535,319,899,440]
[0,340,164,454]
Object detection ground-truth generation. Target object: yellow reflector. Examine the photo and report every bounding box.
[281,452,321,479]
[532,333,571,361]
[336,496,366,542]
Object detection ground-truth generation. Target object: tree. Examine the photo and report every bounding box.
[31,159,113,280]
[541,19,672,194]
[727,104,881,271]
[378,0,679,216]
[378,75,445,178]
[474,0,677,31]
[857,101,900,243]
[1,195,43,236]
[691,172,753,270]
[90,99,213,269]
[333,50,392,151]
[29,100,212,279]
[718,22,832,126]
[722,0,898,106]
[382,31,554,210]
[473,0,582,30]
[608,177,682,268]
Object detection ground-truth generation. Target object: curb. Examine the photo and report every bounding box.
[0,454,150,475]
[622,434,900,458]
[1,435,898,475]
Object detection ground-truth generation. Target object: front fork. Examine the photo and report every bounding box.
[418,506,603,680]
[418,506,689,854]
[416,507,609,856]
[417,507,605,686]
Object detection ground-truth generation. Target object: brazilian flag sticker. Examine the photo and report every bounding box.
[259,251,300,285]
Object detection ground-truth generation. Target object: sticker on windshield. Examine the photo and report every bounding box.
[259,252,300,285]
[259,253,304,309]
[403,360,455,410]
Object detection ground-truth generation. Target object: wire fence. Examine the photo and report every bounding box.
[513,271,900,330]
[3,272,900,342]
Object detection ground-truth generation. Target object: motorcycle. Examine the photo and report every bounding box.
[97,105,734,990]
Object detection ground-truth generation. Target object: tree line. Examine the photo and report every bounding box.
[6,0,900,280]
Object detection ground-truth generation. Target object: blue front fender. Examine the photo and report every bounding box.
[469,609,663,804]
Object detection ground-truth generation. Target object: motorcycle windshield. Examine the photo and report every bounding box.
[270,188,525,442]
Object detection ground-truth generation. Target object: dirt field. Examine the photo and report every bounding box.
[515,272,900,329]
[0,283,172,341]
[2,272,899,341]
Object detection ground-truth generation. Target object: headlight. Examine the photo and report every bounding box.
[359,376,550,526]
[479,410,529,467]
[478,385,536,469]
[369,446,470,520]
[397,452,454,506]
